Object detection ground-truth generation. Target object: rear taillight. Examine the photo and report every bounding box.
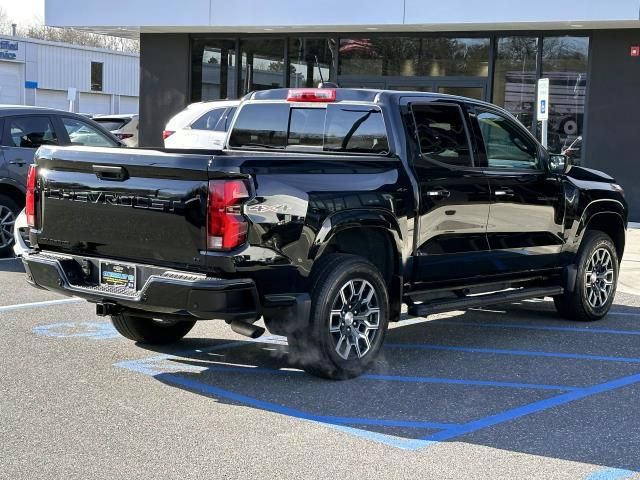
[287,88,336,102]
[26,165,37,228]
[162,130,175,140]
[207,179,250,250]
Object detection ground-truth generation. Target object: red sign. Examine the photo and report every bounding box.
[631,46,640,57]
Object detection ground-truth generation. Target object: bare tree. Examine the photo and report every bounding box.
[0,12,139,53]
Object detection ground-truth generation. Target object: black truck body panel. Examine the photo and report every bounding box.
[22,89,628,324]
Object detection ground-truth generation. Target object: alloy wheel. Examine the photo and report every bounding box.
[329,278,380,360]
[0,206,16,250]
[585,247,615,309]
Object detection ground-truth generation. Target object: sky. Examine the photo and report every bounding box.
[0,0,45,26]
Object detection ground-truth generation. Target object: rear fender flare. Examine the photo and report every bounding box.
[310,208,405,275]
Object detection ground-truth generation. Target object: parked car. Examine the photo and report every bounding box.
[0,105,122,256]
[20,88,627,380]
[163,100,239,149]
[93,114,139,147]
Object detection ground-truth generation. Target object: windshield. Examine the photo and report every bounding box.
[228,103,389,155]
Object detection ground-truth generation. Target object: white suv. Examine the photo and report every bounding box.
[93,114,139,148]
[163,100,239,149]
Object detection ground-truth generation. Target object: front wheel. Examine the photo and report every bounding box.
[111,313,196,344]
[554,231,619,322]
[287,254,389,380]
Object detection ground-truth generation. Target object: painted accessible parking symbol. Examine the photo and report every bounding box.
[113,313,640,456]
[28,301,640,472]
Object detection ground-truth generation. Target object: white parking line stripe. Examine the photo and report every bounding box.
[0,257,18,262]
[0,298,84,313]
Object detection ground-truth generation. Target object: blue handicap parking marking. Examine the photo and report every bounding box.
[34,321,120,340]
[114,325,640,452]
[586,468,637,480]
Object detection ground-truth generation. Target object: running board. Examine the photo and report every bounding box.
[407,286,564,318]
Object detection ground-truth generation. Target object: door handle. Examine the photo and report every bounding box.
[9,159,26,166]
[494,189,515,198]
[93,165,128,181]
[427,190,451,198]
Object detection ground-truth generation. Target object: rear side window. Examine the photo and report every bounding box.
[228,103,389,154]
[5,116,58,149]
[411,103,472,168]
[191,107,226,131]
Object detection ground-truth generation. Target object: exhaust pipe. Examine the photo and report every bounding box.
[229,320,265,339]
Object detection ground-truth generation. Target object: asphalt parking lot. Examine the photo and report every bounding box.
[3,254,640,480]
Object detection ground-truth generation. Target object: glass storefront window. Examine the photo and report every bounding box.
[493,37,539,132]
[199,40,238,101]
[541,36,589,159]
[240,38,286,96]
[289,38,336,88]
[339,37,490,77]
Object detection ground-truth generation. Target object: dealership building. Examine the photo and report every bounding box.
[0,35,139,114]
[46,0,640,219]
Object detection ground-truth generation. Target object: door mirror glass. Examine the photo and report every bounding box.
[548,154,569,174]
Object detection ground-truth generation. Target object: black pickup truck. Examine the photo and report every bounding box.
[21,88,627,379]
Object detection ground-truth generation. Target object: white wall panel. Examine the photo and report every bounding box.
[0,62,23,105]
[46,0,211,26]
[35,89,68,111]
[404,0,640,25]
[80,92,111,115]
[46,0,640,29]
[119,95,139,114]
[37,43,138,96]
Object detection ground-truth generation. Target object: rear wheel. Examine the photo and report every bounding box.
[110,313,196,344]
[0,195,20,257]
[554,231,618,322]
[287,254,389,380]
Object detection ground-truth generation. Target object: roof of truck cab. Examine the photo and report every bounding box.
[245,87,500,109]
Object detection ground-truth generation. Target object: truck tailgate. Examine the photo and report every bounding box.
[33,146,212,270]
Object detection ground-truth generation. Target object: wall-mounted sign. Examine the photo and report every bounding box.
[631,46,640,57]
[0,38,24,62]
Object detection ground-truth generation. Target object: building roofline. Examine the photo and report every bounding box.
[0,34,139,57]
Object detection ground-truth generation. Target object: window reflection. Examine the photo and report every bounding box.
[240,39,286,95]
[201,41,237,101]
[339,37,490,77]
[542,36,589,160]
[289,38,336,88]
[493,37,539,132]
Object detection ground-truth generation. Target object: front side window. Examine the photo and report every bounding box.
[61,117,116,147]
[411,103,472,167]
[6,116,58,148]
[476,110,539,170]
[228,103,388,155]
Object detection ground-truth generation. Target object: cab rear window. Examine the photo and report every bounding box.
[228,103,389,155]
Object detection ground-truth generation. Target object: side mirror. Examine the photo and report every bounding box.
[548,154,569,174]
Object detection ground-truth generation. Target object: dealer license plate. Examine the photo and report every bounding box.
[100,261,137,291]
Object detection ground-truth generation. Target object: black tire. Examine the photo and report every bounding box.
[554,231,619,322]
[0,194,20,258]
[287,254,390,380]
[110,313,196,344]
